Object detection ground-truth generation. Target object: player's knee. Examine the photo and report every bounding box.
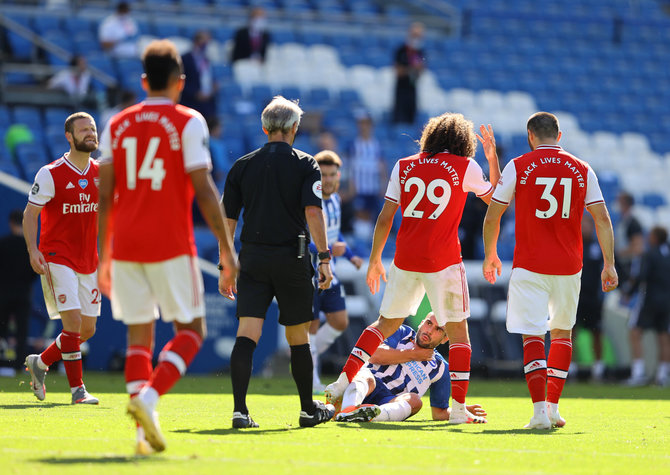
[329,312,348,331]
[80,324,96,342]
[407,393,423,414]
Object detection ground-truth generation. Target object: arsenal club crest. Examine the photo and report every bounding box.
[58,294,67,304]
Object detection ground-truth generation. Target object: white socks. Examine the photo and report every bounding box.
[138,386,159,413]
[309,338,321,386]
[314,323,343,355]
[631,359,645,379]
[341,379,368,408]
[656,362,669,383]
[373,400,411,422]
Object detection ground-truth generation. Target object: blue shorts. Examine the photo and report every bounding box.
[361,377,397,406]
[312,280,346,319]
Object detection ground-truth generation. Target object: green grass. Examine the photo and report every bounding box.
[1,372,669,474]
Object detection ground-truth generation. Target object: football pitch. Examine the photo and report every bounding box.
[1,372,668,474]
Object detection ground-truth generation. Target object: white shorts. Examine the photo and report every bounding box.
[506,267,581,336]
[379,261,470,326]
[40,263,100,319]
[111,255,205,325]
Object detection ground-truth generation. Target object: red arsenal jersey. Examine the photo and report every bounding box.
[28,155,99,274]
[98,97,211,262]
[386,152,493,272]
[491,145,605,275]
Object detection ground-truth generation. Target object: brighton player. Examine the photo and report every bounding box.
[309,150,363,393]
[482,112,618,429]
[97,39,238,453]
[335,313,487,423]
[23,112,100,405]
[326,113,500,424]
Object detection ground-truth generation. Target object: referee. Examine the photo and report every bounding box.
[222,96,335,428]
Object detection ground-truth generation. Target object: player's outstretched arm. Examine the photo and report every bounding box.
[587,202,618,292]
[367,200,398,294]
[482,201,507,284]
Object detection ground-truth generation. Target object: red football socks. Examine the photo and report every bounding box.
[342,326,384,382]
[449,343,472,404]
[125,345,153,398]
[148,330,202,396]
[40,334,62,367]
[547,338,573,404]
[60,331,83,389]
[523,336,547,403]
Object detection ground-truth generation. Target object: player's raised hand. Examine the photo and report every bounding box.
[482,253,502,284]
[366,259,386,294]
[476,124,497,162]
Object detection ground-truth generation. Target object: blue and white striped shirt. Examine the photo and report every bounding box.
[367,325,451,409]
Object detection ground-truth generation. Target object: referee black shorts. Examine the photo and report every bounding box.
[236,243,315,326]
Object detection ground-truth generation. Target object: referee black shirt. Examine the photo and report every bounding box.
[223,141,322,246]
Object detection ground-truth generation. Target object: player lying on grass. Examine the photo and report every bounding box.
[335,313,487,423]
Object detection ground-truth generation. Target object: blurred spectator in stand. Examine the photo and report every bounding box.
[100,89,137,129]
[573,213,606,382]
[392,22,425,124]
[231,7,271,63]
[347,111,386,218]
[47,55,96,108]
[181,30,217,122]
[0,210,37,374]
[207,117,233,185]
[98,1,139,58]
[625,226,670,387]
[615,191,645,285]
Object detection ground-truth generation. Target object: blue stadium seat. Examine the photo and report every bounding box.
[12,107,43,129]
[641,193,666,210]
[45,126,70,160]
[32,16,62,35]
[6,31,35,61]
[63,16,95,36]
[152,22,183,38]
[44,108,72,129]
[280,86,301,102]
[0,106,11,128]
[307,87,331,109]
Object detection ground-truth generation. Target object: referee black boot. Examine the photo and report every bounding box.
[299,400,335,427]
[232,411,259,429]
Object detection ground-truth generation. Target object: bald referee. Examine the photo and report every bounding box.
[222,96,335,429]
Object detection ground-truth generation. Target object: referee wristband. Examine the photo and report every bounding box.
[318,261,330,266]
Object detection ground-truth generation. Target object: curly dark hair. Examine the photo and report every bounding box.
[418,113,476,158]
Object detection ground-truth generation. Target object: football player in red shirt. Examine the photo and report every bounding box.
[23,112,100,405]
[482,112,618,429]
[326,113,500,424]
[97,39,238,453]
